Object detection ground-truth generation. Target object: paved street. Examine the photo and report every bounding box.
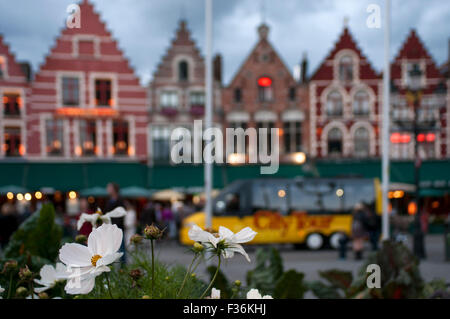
[150,235,450,298]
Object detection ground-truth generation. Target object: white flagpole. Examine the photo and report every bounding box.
[204,0,213,231]
[381,0,391,240]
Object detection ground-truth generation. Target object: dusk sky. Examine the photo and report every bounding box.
[0,0,449,85]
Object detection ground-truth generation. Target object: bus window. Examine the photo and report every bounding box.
[213,180,251,216]
[252,180,289,214]
[343,179,375,211]
[291,179,343,214]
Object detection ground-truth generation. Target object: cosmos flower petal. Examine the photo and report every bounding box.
[77,213,98,230]
[105,207,127,218]
[55,262,70,280]
[65,276,96,295]
[218,226,234,239]
[226,244,251,262]
[246,288,262,299]
[188,225,217,246]
[34,286,51,293]
[96,252,123,268]
[87,224,123,256]
[232,227,257,244]
[59,243,92,267]
[211,288,221,299]
[37,264,57,285]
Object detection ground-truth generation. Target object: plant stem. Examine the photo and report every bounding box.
[105,273,114,299]
[177,254,198,298]
[151,239,155,298]
[200,255,221,299]
[7,273,13,299]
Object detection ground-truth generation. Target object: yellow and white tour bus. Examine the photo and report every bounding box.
[180,177,382,250]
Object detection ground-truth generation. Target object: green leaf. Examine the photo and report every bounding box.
[273,270,306,299]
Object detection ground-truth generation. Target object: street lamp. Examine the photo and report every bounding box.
[407,63,426,259]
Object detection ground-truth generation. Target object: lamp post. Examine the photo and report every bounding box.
[407,64,426,259]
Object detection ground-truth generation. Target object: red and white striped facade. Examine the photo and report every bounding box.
[26,0,148,160]
[0,35,30,158]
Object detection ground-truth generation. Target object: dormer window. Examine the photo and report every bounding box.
[178,60,189,82]
[258,77,273,102]
[339,55,353,83]
[405,62,425,88]
[95,79,112,107]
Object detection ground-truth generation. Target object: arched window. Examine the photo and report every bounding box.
[339,55,353,83]
[326,91,343,116]
[353,90,369,116]
[354,127,370,157]
[178,60,188,82]
[327,128,343,156]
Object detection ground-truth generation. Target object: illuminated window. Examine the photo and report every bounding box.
[113,120,129,156]
[353,90,369,116]
[0,56,6,78]
[80,120,96,156]
[283,121,302,153]
[3,93,21,117]
[160,91,178,109]
[326,91,343,116]
[95,79,112,107]
[328,128,343,156]
[178,61,188,82]
[258,77,273,102]
[354,127,370,157]
[4,127,22,157]
[339,55,353,83]
[62,77,80,106]
[46,119,64,156]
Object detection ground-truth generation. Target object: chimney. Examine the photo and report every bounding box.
[301,52,308,84]
[213,54,222,84]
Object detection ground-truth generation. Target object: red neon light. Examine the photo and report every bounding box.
[426,133,436,142]
[417,134,425,143]
[400,134,411,144]
[391,133,412,144]
[258,77,272,87]
[390,133,401,143]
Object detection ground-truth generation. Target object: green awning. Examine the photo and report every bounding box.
[79,186,108,197]
[0,185,28,195]
[419,189,449,197]
[121,186,153,198]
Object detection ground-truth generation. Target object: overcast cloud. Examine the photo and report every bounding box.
[0,0,449,85]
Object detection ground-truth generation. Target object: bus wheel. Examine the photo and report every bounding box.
[306,233,324,250]
[329,232,345,249]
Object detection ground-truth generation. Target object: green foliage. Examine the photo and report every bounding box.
[422,279,450,299]
[4,204,62,266]
[80,250,207,299]
[246,247,284,295]
[308,269,353,299]
[273,270,306,299]
[207,265,232,298]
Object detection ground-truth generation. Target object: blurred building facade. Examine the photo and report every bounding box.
[26,0,148,160]
[0,0,448,165]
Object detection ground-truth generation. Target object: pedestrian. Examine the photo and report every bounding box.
[351,203,367,260]
[106,182,126,262]
[0,203,18,249]
[124,200,137,247]
[161,204,175,239]
[364,207,381,251]
[140,201,156,232]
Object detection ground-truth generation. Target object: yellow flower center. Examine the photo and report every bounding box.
[96,209,103,215]
[91,254,102,267]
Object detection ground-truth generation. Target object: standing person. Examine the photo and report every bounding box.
[161,204,174,239]
[0,203,18,249]
[140,201,156,233]
[105,182,126,262]
[364,207,381,251]
[351,203,367,260]
[124,200,137,247]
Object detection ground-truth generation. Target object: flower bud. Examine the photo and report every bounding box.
[144,224,164,240]
[38,292,49,299]
[193,242,204,253]
[165,276,170,281]
[130,234,143,245]
[2,260,18,273]
[191,273,196,278]
[234,280,241,287]
[129,268,143,281]
[75,234,87,244]
[16,286,28,297]
[18,266,33,281]
[142,295,151,299]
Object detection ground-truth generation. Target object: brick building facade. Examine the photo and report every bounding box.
[26,0,148,160]
[0,36,30,158]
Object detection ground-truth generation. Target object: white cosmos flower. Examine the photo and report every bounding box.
[59,223,123,295]
[0,285,4,298]
[77,207,127,230]
[210,288,221,299]
[34,263,69,293]
[246,288,273,299]
[188,225,257,262]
